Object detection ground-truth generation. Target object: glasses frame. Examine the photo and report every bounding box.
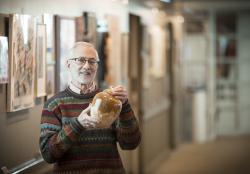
[69,57,99,67]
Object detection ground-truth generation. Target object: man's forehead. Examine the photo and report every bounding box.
[70,45,98,59]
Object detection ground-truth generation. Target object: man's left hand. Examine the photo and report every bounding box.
[110,85,128,104]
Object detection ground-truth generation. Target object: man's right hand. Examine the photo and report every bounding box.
[77,104,101,129]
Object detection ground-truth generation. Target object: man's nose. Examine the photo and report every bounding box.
[81,61,91,69]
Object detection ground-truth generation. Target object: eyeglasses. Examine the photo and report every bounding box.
[69,57,99,67]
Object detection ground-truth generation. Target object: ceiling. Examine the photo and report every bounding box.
[130,0,250,13]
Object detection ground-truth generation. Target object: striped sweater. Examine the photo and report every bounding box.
[39,87,141,174]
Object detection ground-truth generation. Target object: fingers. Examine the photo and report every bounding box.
[110,85,127,95]
[111,91,127,97]
[79,116,101,129]
[114,96,126,100]
[109,85,128,104]
[111,85,125,92]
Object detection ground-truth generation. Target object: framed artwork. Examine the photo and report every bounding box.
[55,15,75,92]
[36,24,47,97]
[85,12,97,47]
[0,36,8,84]
[43,14,55,65]
[216,14,237,80]
[75,15,84,42]
[0,14,9,36]
[96,32,109,88]
[75,12,97,46]
[185,19,204,34]
[46,65,55,99]
[106,15,121,85]
[7,14,36,112]
[216,14,237,34]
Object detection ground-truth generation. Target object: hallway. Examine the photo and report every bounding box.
[155,136,250,174]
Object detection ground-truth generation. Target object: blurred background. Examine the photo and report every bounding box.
[0,0,250,173]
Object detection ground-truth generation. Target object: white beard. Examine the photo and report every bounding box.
[70,70,96,85]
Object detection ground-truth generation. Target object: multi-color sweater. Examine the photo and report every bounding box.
[39,87,141,174]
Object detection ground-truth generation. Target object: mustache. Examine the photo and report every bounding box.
[79,70,92,74]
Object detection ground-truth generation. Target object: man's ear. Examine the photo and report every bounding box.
[65,60,70,69]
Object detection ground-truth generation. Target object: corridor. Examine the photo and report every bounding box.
[156,136,250,174]
[1,0,250,174]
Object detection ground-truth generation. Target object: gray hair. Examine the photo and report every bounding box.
[67,42,99,61]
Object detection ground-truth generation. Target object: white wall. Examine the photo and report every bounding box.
[0,0,129,32]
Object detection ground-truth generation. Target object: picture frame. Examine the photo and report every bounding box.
[106,15,121,85]
[185,19,205,34]
[0,36,8,84]
[46,64,55,99]
[75,12,97,47]
[55,15,75,92]
[7,14,36,112]
[75,15,84,42]
[43,14,55,65]
[36,23,47,97]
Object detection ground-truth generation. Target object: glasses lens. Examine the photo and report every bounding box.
[78,57,87,64]
[73,57,98,66]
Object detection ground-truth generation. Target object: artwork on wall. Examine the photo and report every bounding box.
[0,36,8,84]
[7,14,36,112]
[43,14,55,65]
[36,23,47,97]
[106,15,121,85]
[96,32,110,89]
[216,14,237,80]
[185,19,205,34]
[75,16,84,42]
[75,12,97,46]
[0,14,9,36]
[46,65,55,99]
[55,15,75,92]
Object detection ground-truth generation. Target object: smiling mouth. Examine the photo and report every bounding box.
[80,72,91,75]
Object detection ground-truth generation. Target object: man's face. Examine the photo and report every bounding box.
[67,46,98,85]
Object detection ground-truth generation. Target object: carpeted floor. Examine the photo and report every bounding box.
[155,136,250,174]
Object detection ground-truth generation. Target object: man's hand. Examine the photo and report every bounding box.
[77,104,101,129]
[110,85,128,104]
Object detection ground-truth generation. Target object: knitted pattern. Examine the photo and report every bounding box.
[40,87,141,174]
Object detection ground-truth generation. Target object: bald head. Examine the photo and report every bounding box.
[67,42,99,61]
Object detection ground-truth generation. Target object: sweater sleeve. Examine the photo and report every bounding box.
[115,100,141,150]
[39,100,84,163]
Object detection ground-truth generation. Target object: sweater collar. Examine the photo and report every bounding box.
[68,81,96,95]
[65,86,99,99]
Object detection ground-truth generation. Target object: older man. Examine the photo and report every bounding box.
[40,42,141,174]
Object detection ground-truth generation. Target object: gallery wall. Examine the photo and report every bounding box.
[0,0,129,171]
[0,0,129,32]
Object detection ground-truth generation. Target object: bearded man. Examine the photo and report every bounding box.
[39,42,141,174]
